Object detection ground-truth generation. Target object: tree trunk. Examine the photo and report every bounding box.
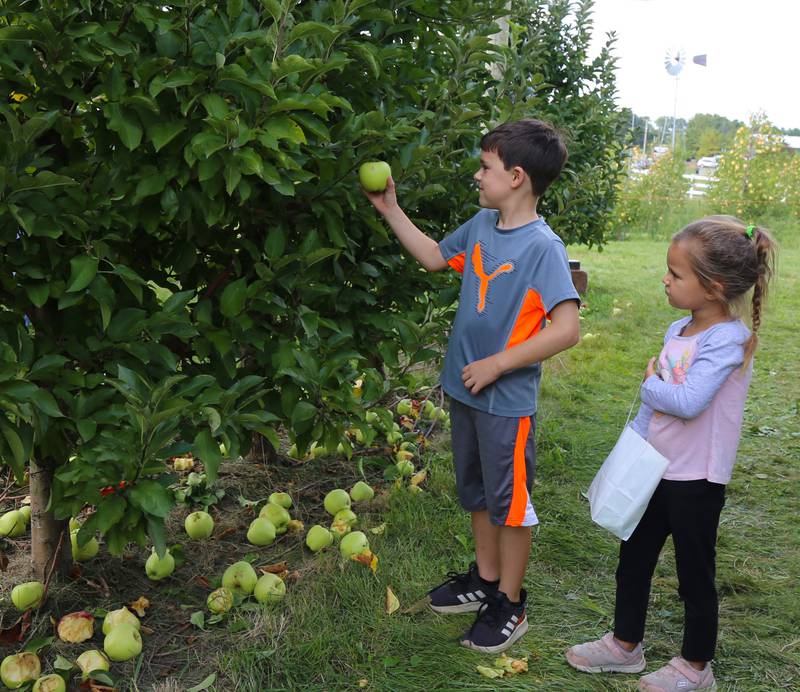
[29,458,72,581]
[246,431,277,465]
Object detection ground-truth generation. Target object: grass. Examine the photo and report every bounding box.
[1,218,795,692]
[220,221,799,691]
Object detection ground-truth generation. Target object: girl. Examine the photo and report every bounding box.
[565,216,777,691]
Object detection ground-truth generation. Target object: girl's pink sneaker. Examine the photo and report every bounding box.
[638,657,717,691]
[565,632,646,673]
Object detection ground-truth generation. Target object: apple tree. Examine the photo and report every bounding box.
[0,0,624,578]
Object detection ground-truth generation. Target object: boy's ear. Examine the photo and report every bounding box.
[509,166,527,189]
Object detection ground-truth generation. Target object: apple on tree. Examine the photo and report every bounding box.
[358,161,392,192]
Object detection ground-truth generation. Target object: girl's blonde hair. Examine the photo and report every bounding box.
[673,215,777,364]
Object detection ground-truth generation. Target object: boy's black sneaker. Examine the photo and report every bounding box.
[460,589,528,653]
[427,563,499,614]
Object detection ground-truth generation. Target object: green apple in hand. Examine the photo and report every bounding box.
[359,161,391,192]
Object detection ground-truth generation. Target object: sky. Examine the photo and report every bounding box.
[587,0,799,129]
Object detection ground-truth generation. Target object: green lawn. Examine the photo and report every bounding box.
[205,226,799,691]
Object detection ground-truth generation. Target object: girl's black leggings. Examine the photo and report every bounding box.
[613,478,726,662]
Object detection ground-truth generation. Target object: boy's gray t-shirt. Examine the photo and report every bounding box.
[437,208,579,417]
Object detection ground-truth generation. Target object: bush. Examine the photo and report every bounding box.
[0,0,624,570]
[707,113,800,221]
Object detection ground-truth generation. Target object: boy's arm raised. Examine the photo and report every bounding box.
[364,177,448,272]
[461,300,580,395]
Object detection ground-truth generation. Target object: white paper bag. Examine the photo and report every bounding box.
[587,425,670,541]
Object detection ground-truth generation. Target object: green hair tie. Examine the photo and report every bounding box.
[745,224,755,239]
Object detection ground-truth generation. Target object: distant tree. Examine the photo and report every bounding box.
[782,127,800,136]
[696,129,725,158]
[685,113,742,159]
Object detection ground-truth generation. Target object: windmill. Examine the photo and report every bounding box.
[664,48,686,149]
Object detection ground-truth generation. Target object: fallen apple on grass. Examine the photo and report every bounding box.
[259,502,290,532]
[207,587,234,614]
[305,525,334,552]
[221,561,258,596]
[32,673,66,692]
[358,161,392,192]
[268,492,293,509]
[339,531,371,561]
[0,652,41,689]
[0,509,27,538]
[57,611,94,643]
[75,650,110,680]
[70,530,99,561]
[323,488,351,515]
[247,517,277,546]
[18,505,31,524]
[10,581,44,611]
[184,510,214,539]
[349,481,374,503]
[102,607,140,635]
[104,623,142,662]
[253,573,286,604]
[145,548,175,580]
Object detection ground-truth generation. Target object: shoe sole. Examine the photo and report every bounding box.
[566,655,647,675]
[459,618,529,654]
[639,681,715,691]
[428,600,484,614]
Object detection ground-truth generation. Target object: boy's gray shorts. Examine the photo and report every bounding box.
[449,397,538,527]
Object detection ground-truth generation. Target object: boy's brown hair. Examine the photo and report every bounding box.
[480,118,568,197]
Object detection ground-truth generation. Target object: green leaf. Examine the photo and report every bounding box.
[136,171,167,198]
[291,401,317,433]
[149,67,200,97]
[187,673,217,692]
[129,480,173,518]
[201,93,229,119]
[66,255,99,293]
[28,355,68,379]
[0,421,26,480]
[25,282,49,308]
[30,388,63,417]
[220,277,247,317]
[190,611,206,630]
[194,428,222,484]
[94,495,127,533]
[23,636,54,654]
[105,103,142,150]
[148,122,187,152]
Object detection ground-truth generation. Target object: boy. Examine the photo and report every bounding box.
[364,119,580,653]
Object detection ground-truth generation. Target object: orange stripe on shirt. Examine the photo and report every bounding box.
[505,416,531,526]
[447,252,466,273]
[505,288,546,350]
[472,243,514,313]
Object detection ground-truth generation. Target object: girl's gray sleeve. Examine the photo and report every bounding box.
[639,328,745,419]
[630,401,654,437]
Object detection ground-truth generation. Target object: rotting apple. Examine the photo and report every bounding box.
[1,652,41,689]
[207,587,234,614]
[57,611,94,643]
[32,674,66,692]
[75,650,110,680]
